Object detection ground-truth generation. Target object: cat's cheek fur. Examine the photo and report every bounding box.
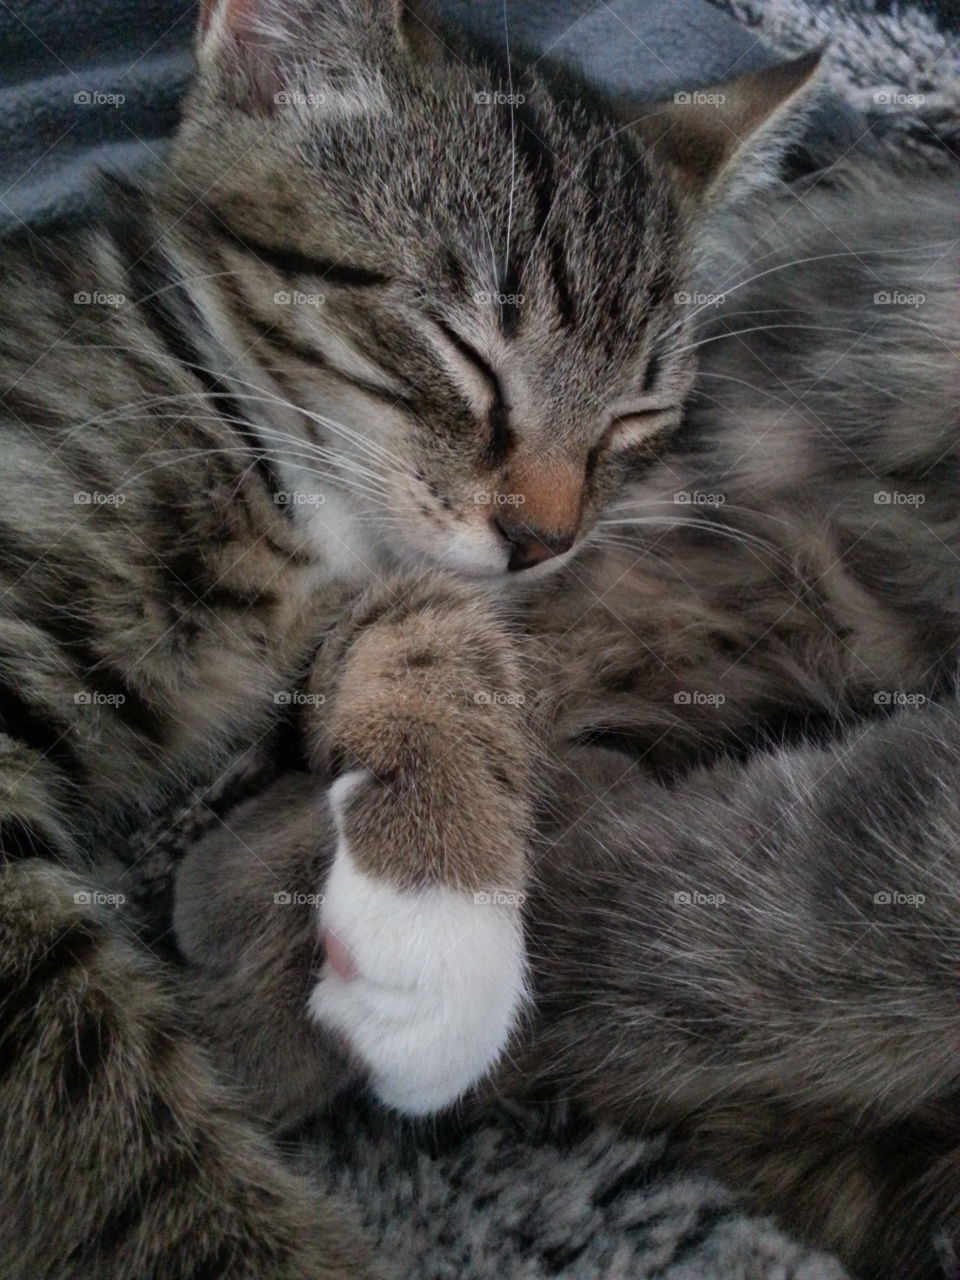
[307,770,528,1115]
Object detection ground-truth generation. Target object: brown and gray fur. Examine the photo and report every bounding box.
[181,698,960,1280]
[0,0,956,1276]
[0,0,836,1274]
[178,137,960,1280]
[518,706,960,1280]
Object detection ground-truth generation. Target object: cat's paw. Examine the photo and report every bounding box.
[307,770,528,1115]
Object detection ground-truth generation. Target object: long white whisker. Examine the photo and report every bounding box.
[502,0,517,330]
[130,266,247,313]
[694,369,808,410]
[600,515,797,572]
[610,493,798,534]
[212,367,409,471]
[162,357,410,471]
[658,239,956,342]
[670,322,866,361]
[116,443,392,503]
[60,343,410,473]
[251,424,389,485]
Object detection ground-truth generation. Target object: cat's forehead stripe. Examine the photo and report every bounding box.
[490,93,588,336]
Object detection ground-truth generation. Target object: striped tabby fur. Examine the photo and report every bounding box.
[0,0,831,1274]
[4,0,957,1273]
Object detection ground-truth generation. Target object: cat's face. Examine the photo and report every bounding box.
[171,0,817,580]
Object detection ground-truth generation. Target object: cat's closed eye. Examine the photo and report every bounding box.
[607,405,681,443]
[430,320,515,463]
[584,406,681,478]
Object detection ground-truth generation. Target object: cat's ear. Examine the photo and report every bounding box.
[196,0,441,115]
[195,0,287,112]
[625,51,824,207]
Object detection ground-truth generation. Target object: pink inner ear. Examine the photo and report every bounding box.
[199,0,286,116]
[199,0,259,39]
[199,0,220,35]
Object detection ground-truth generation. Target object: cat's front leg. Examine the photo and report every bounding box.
[303,573,534,1114]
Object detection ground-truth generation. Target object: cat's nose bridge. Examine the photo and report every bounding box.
[504,456,583,532]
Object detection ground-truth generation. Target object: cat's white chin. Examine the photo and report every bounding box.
[307,771,528,1114]
[397,540,578,585]
[418,538,510,579]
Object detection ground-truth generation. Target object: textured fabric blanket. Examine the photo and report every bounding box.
[2,1,959,1277]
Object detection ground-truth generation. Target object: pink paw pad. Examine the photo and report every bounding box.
[323,929,358,981]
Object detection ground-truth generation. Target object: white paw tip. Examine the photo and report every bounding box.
[326,768,371,827]
[308,831,527,1115]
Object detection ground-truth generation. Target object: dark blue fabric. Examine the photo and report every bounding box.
[0,0,193,231]
[431,0,777,94]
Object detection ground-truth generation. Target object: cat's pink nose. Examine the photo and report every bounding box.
[491,515,575,571]
[491,455,582,570]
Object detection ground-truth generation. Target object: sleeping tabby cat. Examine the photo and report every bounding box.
[1,0,956,1276]
[0,0,836,1276]
[177,99,960,1280]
